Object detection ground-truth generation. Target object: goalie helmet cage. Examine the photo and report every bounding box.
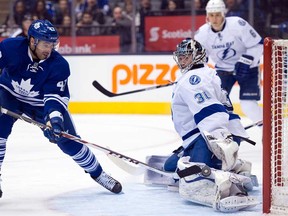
[263,37,288,214]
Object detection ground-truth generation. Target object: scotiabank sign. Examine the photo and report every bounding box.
[0,36,120,54]
[58,36,120,54]
[145,15,206,52]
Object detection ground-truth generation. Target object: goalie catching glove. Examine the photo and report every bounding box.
[203,129,239,171]
[43,111,64,143]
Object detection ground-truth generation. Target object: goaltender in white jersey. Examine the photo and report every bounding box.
[194,0,263,124]
[161,38,258,212]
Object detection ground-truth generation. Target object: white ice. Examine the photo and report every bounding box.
[0,114,263,216]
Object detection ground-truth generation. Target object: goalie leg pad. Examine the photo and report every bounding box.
[177,157,215,207]
[203,131,239,171]
[177,157,258,212]
[231,159,259,191]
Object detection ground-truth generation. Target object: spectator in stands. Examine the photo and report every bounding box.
[97,0,111,16]
[162,0,183,15]
[138,0,152,52]
[22,0,37,12]
[58,14,72,36]
[225,0,247,20]
[4,0,27,28]
[76,10,100,36]
[264,0,288,33]
[160,0,184,10]
[83,0,106,25]
[75,0,86,22]
[122,0,140,27]
[53,0,71,25]
[194,0,205,10]
[10,14,33,38]
[31,0,53,22]
[107,6,132,53]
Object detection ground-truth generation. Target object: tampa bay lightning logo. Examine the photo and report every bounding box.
[189,75,201,85]
[217,47,236,60]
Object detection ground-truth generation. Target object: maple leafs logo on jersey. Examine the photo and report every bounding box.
[11,79,39,97]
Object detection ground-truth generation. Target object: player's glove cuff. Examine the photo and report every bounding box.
[238,54,254,66]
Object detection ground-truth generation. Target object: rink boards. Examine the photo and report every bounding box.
[65,55,263,115]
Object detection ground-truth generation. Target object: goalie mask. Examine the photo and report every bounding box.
[173,38,206,73]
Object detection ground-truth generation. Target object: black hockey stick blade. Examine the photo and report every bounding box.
[92,80,175,97]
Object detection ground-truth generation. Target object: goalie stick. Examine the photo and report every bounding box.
[0,106,201,179]
[92,80,175,97]
[107,121,260,175]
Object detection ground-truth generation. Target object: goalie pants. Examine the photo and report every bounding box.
[163,135,222,172]
[0,89,102,177]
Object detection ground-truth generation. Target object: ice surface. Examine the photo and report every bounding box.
[0,114,263,216]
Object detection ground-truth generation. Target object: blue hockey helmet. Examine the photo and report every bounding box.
[28,19,59,43]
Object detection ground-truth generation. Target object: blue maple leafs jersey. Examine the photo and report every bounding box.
[0,37,70,116]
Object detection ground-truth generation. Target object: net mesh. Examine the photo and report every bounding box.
[270,39,288,214]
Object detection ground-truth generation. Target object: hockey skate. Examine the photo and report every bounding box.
[92,171,122,194]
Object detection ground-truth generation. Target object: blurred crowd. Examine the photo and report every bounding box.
[1,0,288,53]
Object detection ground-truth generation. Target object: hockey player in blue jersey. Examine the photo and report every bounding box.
[0,19,122,197]
[163,38,258,212]
[194,0,263,125]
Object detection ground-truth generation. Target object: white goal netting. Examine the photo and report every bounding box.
[269,39,288,214]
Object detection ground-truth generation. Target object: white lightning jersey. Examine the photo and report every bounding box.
[171,64,248,148]
[194,17,263,71]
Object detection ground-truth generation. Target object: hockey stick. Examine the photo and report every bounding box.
[0,106,201,179]
[244,120,263,130]
[107,121,259,175]
[92,80,175,97]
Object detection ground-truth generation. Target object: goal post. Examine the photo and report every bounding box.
[263,37,288,214]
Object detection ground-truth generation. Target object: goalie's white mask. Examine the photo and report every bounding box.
[173,38,206,74]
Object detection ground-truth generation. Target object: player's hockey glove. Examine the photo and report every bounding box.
[234,54,254,82]
[44,111,64,143]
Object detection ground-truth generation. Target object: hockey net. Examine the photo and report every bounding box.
[263,38,288,214]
